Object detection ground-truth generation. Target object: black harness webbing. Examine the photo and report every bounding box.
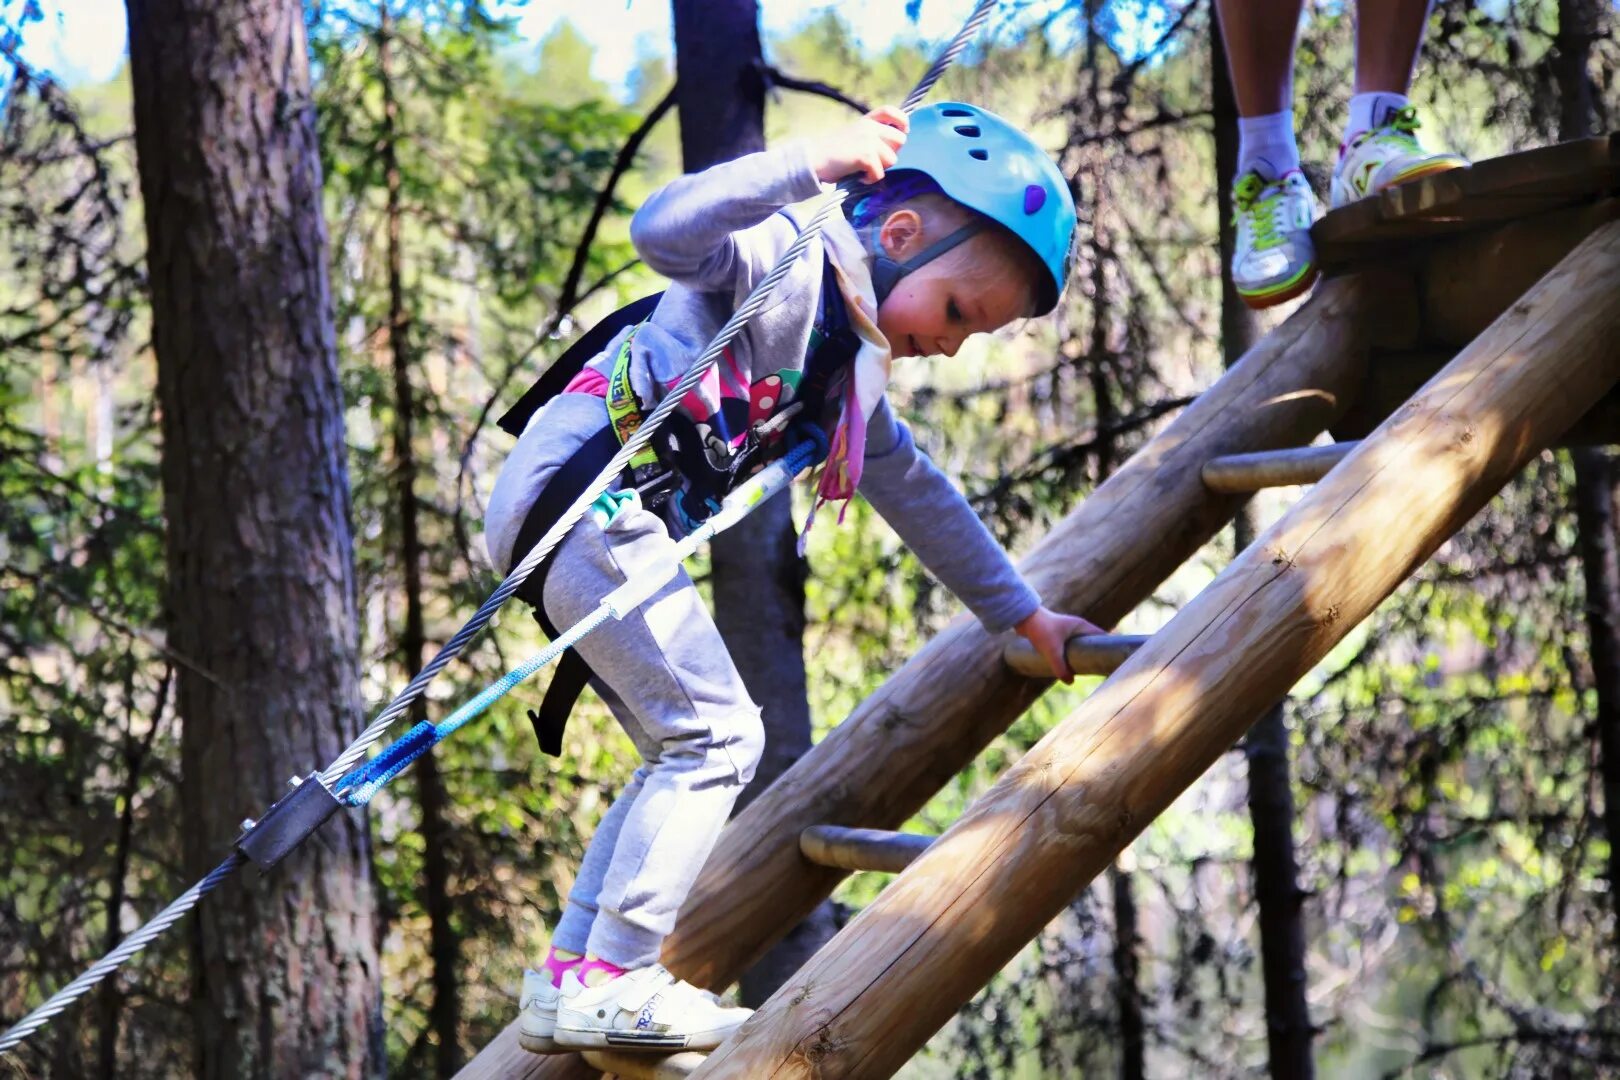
[497,292,664,438]
[508,425,620,755]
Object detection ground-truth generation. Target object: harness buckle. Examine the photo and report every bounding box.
[629,463,680,509]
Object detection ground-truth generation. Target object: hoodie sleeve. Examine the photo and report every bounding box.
[856,396,1042,633]
[629,142,826,294]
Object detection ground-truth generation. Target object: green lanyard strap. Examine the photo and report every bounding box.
[607,327,663,471]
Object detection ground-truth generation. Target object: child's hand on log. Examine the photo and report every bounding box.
[1014,607,1103,683]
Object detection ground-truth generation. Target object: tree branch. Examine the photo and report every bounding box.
[454,86,676,508]
[758,61,869,114]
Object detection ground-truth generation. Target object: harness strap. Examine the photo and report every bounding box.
[497,292,664,438]
[509,424,621,755]
[870,219,984,304]
[606,328,663,471]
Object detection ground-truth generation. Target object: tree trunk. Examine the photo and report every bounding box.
[1573,450,1620,943]
[1110,865,1145,1080]
[125,2,382,1075]
[378,5,462,1073]
[1555,0,1620,947]
[670,0,837,1006]
[1214,8,1315,1076]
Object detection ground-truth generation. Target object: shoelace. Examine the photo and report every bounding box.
[1233,173,1296,252]
[1352,104,1424,152]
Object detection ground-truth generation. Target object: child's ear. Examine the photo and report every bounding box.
[877,209,924,259]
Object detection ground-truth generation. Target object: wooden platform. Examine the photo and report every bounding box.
[1315,135,1619,267]
[1306,134,1620,445]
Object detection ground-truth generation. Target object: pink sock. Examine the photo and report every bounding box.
[541,947,583,989]
[577,955,628,987]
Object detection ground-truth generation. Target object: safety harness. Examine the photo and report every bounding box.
[496,228,860,754]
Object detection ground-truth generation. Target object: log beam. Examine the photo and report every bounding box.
[1002,634,1146,678]
[799,826,933,873]
[697,220,1620,1080]
[580,1051,704,1079]
[1201,443,1356,493]
[458,273,1401,1080]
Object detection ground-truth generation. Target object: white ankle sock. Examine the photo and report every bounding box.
[1346,92,1409,143]
[1237,110,1301,182]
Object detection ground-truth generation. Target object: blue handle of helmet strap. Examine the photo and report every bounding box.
[870,219,985,305]
[335,438,825,807]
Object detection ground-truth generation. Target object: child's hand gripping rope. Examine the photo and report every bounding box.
[811,105,910,184]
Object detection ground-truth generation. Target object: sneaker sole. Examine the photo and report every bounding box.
[518,1030,563,1054]
[519,1008,561,1055]
[1237,263,1319,311]
[1333,158,1468,209]
[554,1025,736,1052]
[1385,158,1468,189]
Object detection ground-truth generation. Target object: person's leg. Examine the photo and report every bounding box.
[1216,0,1308,179]
[519,660,657,1053]
[538,500,760,1050]
[1354,0,1430,96]
[1216,0,1308,116]
[540,500,764,973]
[1332,0,1466,206]
[549,763,651,962]
[1216,0,1319,310]
[1343,0,1430,139]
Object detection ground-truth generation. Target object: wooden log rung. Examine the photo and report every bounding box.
[1003,633,1147,679]
[581,1049,707,1079]
[800,825,934,873]
[1201,442,1358,493]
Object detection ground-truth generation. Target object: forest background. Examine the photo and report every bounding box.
[2,0,1619,1077]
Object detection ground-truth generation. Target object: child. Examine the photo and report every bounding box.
[1220,0,1469,308]
[485,101,1100,1053]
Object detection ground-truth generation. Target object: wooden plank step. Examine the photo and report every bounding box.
[1202,442,1357,493]
[1002,633,1146,679]
[1316,135,1619,268]
[580,1050,706,1079]
[800,825,933,873]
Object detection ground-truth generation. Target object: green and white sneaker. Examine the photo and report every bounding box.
[518,969,563,1054]
[1232,169,1320,310]
[554,964,751,1052]
[1331,105,1468,209]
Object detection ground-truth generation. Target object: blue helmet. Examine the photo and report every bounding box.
[880,101,1077,315]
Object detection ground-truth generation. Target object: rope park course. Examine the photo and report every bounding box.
[0,0,999,1062]
[7,5,1620,1079]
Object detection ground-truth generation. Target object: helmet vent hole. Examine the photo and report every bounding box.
[968,148,989,161]
[953,124,981,137]
[941,107,973,117]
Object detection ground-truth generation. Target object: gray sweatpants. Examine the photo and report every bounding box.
[540,499,763,969]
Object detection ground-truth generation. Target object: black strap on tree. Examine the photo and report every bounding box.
[508,425,622,755]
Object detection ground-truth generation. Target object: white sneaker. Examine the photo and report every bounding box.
[1231,169,1320,310]
[554,964,752,1052]
[518,969,563,1054]
[1331,105,1468,209]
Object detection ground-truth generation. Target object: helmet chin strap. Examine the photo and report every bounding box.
[870,220,985,305]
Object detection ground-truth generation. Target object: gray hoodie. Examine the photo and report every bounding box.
[486,142,1040,633]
